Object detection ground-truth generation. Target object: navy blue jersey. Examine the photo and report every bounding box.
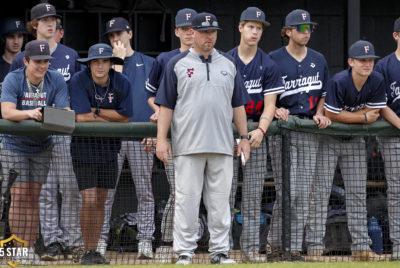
[146,48,180,95]
[324,69,386,114]
[375,53,400,116]
[10,43,81,84]
[122,51,154,122]
[69,68,133,163]
[269,47,329,117]
[228,47,284,121]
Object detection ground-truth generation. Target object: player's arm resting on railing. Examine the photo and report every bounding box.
[233,105,250,162]
[325,107,380,124]
[313,97,331,129]
[156,105,173,164]
[380,106,400,129]
[1,102,43,122]
[90,107,129,122]
[249,94,276,149]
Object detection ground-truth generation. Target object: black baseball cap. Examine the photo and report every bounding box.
[175,8,197,28]
[348,40,379,59]
[285,9,317,27]
[25,40,54,60]
[77,43,124,65]
[104,17,131,35]
[191,12,221,31]
[31,3,61,20]
[0,17,27,36]
[240,7,270,27]
[394,17,400,32]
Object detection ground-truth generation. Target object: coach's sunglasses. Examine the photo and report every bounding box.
[288,24,315,33]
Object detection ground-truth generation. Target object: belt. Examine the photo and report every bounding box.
[295,115,314,120]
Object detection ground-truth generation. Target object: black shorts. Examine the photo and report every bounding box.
[72,160,118,191]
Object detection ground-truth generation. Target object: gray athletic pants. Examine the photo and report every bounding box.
[39,135,83,248]
[173,153,232,258]
[39,136,83,247]
[307,136,371,253]
[101,140,155,242]
[377,137,400,254]
[230,139,267,254]
[267,131,319,251]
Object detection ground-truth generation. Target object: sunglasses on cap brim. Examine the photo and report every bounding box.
[288,24,315,33]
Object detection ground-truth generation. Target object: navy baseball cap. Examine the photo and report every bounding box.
[394,17,400,32]
[175,8,197,28]
[31,3,61,20]
[25,40,54,60]
[56,23,63,30]
[348,40,379,59]
[77,43,124,65]
[285,9,317,27]
[240,7,270,27]
[192,12,221,31]
[0,17,27,36]
[104,17,131,35]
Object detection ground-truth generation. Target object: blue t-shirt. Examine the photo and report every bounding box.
[69,68,134,162]
[228,47,284,121]
[146,49,180,95]
[324,69,387,114]
[375,53,400,116]
[10,43,81,84]
[0,68,69,155]
[269,46,330,117]
[123,52,154,122]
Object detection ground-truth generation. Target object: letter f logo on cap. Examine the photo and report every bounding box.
[256,11,261,18]
[39,44,45,52]
[186,13,191,20]
[45,4,51,12]
[205,16,211,22]
[302,13,307,20]
[15,21,20,28]
[109,20,115,28]
[99,47,104,54]
[364,46,370,54]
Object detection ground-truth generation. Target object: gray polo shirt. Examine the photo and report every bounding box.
[155,48,249,156]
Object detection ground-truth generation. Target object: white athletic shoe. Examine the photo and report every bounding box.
[96,238,107,257]
[138,240,153,259]
[176,255,192,265]
[211,253,236,264]
[156,245,177,263]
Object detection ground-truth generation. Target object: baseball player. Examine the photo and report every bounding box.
[0,40,69,265]
[306,40,386,261]
[155,12,250,265]
[98,16,156,259]
[373,17,400,261]
[69,43,133,265]
[267,9,330,261]
[145,8,197,263]
[9,3,83,261]
[227,7,284,263]
[0,17,26,86]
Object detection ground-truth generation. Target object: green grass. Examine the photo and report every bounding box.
[20,262,400,268]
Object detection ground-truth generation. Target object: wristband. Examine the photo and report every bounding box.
[364,113,368,123]
[260,116,271,123]
[257,127,266,136]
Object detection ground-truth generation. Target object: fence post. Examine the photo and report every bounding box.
[281,130,291,260]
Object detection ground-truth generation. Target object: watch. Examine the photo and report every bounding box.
[240,134,250,140]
